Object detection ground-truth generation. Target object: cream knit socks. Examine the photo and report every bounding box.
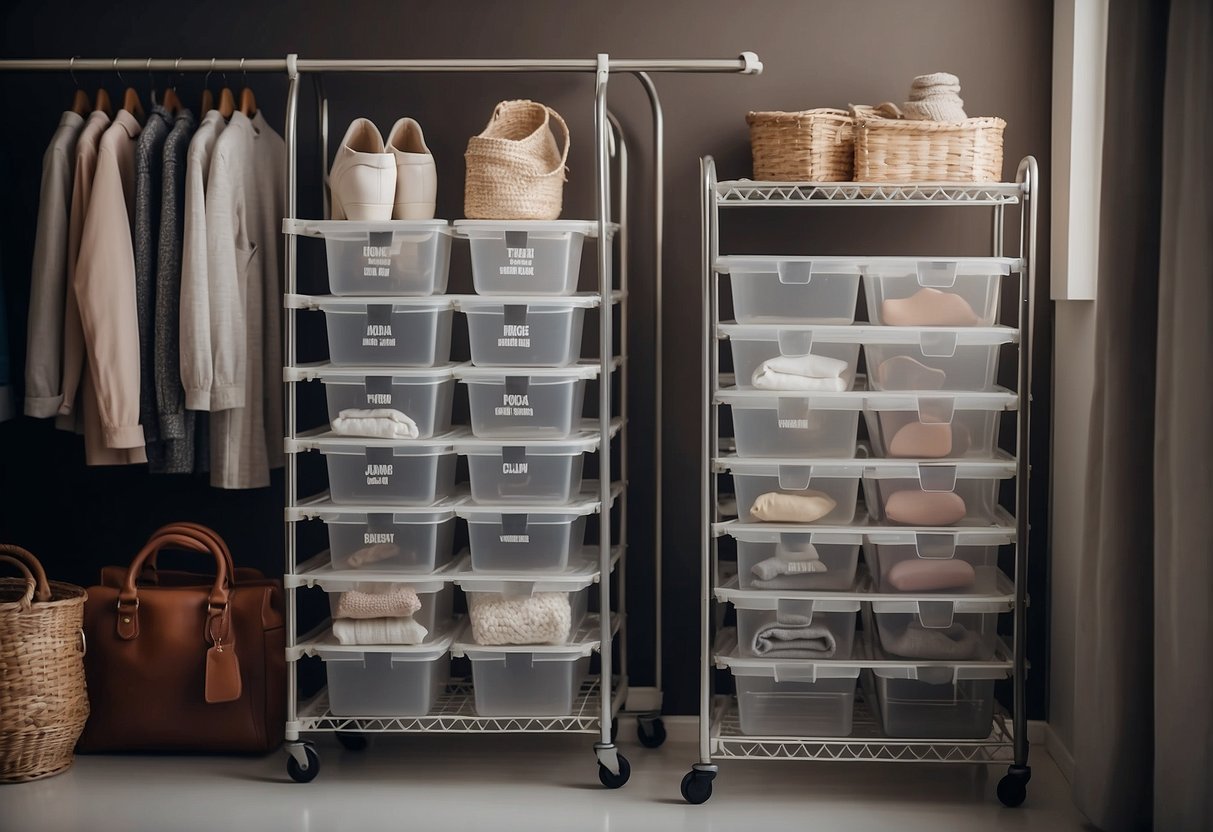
[902,72,968,122]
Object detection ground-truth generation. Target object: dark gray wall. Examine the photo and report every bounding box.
[0,0,1053,717]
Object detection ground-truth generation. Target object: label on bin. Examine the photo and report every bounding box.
[365,513,396,544]
[499,513,530,543]
[363,306,396,348]
[502,446,529,476]
[364,377,394,407]
[499,305,531,348]
[362,231,395,280]
[501,231,535,277]
[496,377,534,417]
[364,447,394,487]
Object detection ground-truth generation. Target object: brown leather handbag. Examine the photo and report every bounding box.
[79,524,285,754]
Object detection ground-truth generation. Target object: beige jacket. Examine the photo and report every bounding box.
[73,110,147,460]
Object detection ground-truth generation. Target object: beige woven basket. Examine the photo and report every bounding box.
[464,99,570,220]
[0,545,89,783]
[747,109,855,181]
[852,103,1006,182]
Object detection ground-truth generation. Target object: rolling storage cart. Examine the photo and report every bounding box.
[684,156,1038,806]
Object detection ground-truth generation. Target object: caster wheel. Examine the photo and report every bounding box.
[286,745,320,783]
[598,754,631,789]
[997,766,1030,808]
[681,770,713,804]
[637,717,667,749]
[336,731,369,751]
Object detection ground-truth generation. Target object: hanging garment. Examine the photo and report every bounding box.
[202,111,284,489]
[24,110,83,417]
[134,105,173,469]
[74,109,147,462]
[153,108,198,474]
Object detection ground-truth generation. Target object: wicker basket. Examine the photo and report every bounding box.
[851,103,1006,182]
[0,545,88,783]
[747,109,855,181]
[465,99,569,220]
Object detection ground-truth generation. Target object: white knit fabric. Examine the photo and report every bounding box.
[467,592,572,645]
[331,407,419,439]
[334,585,421,619]
[903,72,968,121]
[332,617,428,645]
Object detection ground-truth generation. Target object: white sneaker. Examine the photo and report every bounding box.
[330,118,396,221]
[386,117,437,220]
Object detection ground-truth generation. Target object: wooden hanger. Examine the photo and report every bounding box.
[239,86,256,117]
[122,86,145,121]
[162,87,182,114]
[200,88,215,114]
[94,87,113,116]
[217,86,235,118]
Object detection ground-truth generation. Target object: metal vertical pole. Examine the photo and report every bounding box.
[696,157,718,772]
[283,53,301,736]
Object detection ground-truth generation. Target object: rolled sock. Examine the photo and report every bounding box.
[884,490,967,525]
[752,614,839,658]
[876,356,948,390]
[335,585,422,619]
[887,558,976,592]
[881,288,980,326]
[888,421,954,458]
[910,72,962,90]
[333,617,429,646]
[345,542,402,568]
[468,592,572,645]
[752,353,849,391]
[751,556,827,582]
[751,491,838,523]
[331,407,419,439]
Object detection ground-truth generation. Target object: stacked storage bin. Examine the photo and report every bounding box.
[448,220,620,718]
[284,218,462,719]
[712,254,1021,740]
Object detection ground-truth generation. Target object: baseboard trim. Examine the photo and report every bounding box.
[1043,722,1075,784]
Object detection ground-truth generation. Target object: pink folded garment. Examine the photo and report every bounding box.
[875,355,947,390]
[887,558,976,591]
[881,288,981,326]
[884,490,967,525]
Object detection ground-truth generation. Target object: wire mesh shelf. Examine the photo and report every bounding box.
[715,180,1022,206]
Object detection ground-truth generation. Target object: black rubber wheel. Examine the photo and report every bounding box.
[681,771,713,805]
[637,717,667,749]
[335,731,369,751]
[598,754,631,789]
[286,745,320,783]
[997,772,1028,808]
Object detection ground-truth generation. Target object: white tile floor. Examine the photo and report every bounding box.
[0,726,1088,832]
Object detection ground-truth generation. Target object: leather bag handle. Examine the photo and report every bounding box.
[140,523,238,586]
[116,532,231,644]
[0,543,52,603]
[0,553,38,609]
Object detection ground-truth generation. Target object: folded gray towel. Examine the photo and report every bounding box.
[752,614,837,658]
[880,619,983,660]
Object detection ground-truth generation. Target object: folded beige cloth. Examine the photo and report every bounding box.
[332,617,429,645]
[335,585,422,619]
[468,592,572,645]
[751,491,837,523]
[881,288,980,326]
[884,490,967,525]
[752,353,849,391]
[345,542,401,568]
[887,558,976,592]
[331,407,419,439]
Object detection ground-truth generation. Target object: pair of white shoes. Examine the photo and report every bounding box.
[329,117,437,221]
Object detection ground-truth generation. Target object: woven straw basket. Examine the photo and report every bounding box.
[0,545,88,783]
[465,99,570,220]
[851,103,1006,182]
[747,109,855,181]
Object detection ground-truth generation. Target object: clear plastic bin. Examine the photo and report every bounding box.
[718,389,863,458]
[861,258,1019,327]
[863,389,1015,459]
[284,219,453,296]
[861,328,1016,391]
[458,510,588,572]
[289,295,454,367]
[732,597,859,660]
[871,664,1008,739]
[720,324,861,390]
[317,636,451,717]
[460,295,598,367]
[316,439,457,506]
[453,220,616,296]
[719,650,861,736]
[717,256,862,325]
[465,650,590,716]
[457,364,605,439]
[456,432,603,504]
[873,597,1008,661]
[321,507,457,573]
[862,459,1014,527]
[722,459,864,525]
[305,366,455,439]
[727,527,864,591]
[319,579,454,640]
[864,528,1012,594]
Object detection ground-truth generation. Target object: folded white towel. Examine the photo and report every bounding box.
[752,354,849,391]
[332,617,429,645]
[331,408,420,439]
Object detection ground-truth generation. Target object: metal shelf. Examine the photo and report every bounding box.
[293,676,626,735]
[709,695,1014,763]
[715,180,1023,207]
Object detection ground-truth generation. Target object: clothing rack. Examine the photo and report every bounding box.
[0,52,762,786]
